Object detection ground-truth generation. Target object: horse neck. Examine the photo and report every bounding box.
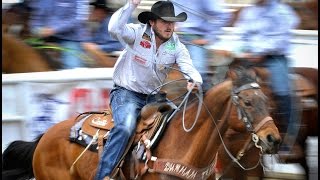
[3,33,33,52]
[2,33,52,73]
[203,80,233,119]
[199,80,233,161]
[155,80,233,167]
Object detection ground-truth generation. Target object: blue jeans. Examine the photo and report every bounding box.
[262,55,296,136]
[95,85,158,180]
[262,55,291,96]
[181,34,212,92]
[58,40,86,69]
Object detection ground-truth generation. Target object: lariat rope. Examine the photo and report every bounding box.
[24,37,95,65]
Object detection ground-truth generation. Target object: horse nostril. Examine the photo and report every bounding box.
[267,134,281,145]
[267,134,274,142]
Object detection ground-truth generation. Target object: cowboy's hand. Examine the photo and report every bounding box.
[38,27,55,38]
[187,81,201,93]
[131,0,141,6]
[191,39,209,46]
[82,42,99,51]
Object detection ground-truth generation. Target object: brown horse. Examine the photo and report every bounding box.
[2,33,54,73]
[2,2,118,71]
[2,67,281,180]
[2,32,120,72]
[162,61,318,179]
[215,65,318,179]
[3,4,64,73]
[2,32,118,73]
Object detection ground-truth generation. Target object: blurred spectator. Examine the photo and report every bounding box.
[82,0,124,67]
[232,0,300,152]
[173,0,231,92]
[29,0,91,69]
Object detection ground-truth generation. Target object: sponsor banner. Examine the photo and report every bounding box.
[24,80,113,139]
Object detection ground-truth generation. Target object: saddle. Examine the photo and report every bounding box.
[69,110,115,155]
[69,101,175,178]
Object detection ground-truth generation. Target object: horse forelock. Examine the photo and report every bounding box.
[232,68,257,88]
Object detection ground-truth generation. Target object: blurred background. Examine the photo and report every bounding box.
[2,0,318,179]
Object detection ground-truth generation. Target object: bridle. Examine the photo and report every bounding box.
[232,82,274,132]
[217,82,275,179]
[231,82,274,154]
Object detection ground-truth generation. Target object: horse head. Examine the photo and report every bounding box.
[226,67,281,155]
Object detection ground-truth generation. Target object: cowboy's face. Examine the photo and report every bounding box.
[150,19,175,41]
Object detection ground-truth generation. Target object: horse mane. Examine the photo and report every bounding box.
[2,134,43,179]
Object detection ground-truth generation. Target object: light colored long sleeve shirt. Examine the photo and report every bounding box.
[108,2,202,94]
[173,0,231,43]
[234,0,300,55]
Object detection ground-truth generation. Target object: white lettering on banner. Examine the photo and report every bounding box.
[164,162,197,179]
